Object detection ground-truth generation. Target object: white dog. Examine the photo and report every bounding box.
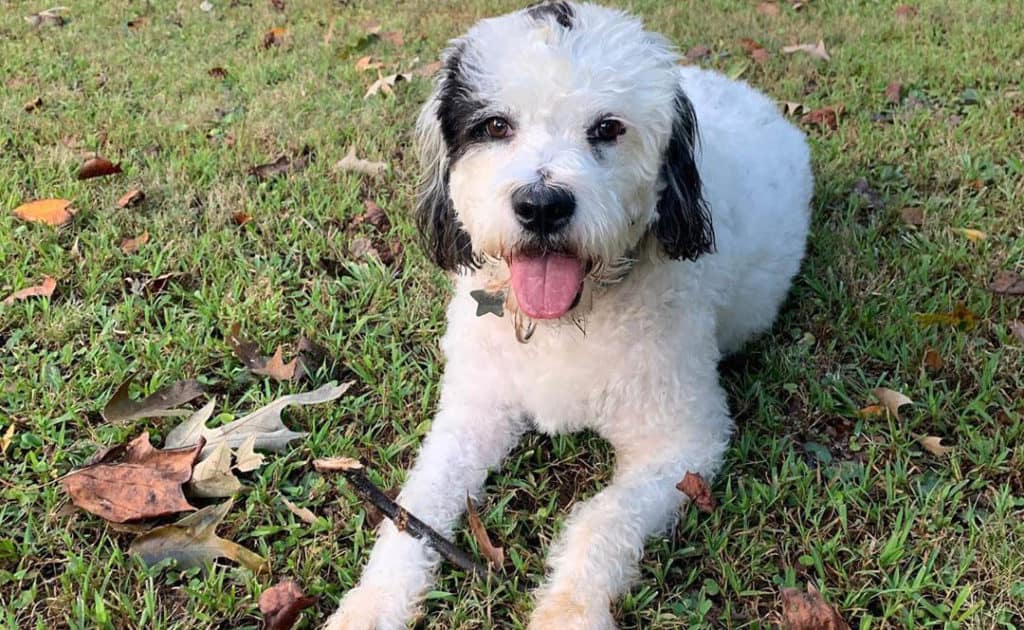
[327,2,812,628]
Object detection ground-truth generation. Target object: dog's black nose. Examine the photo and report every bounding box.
[512,184,575,235]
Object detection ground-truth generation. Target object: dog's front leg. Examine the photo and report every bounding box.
[325,395,526,630]
[529,413,729,630]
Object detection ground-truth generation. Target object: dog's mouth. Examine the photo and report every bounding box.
[508,249,586,320]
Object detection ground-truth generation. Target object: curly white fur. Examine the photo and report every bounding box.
[326,3,812,628]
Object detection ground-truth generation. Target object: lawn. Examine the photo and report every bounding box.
[1,0,1022,628]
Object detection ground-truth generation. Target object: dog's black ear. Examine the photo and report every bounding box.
[414,71,476,271]
[653,90,714,260]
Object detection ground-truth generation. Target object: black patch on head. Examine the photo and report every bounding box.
[527,1,574,29]
[418,46,481,271]
[653,90,715,261]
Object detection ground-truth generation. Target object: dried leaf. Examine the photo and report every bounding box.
[412,60,443,77]
[1008,320,1024,343]
[232,211,252,226]
[13,198,74,226]
[312,456,363,472]
[78,156,122,180]
[364,72,409,99]
[684,45,711,63]
[782,40,831,62]
[334,147,388,177]
[1,423,16,455]
[252,346,298,381]
[101,375,205,423]
[61,433,202,523]
[165,382,350,458]
[25,7,67,27]
[187,442,243,498]
[249,146,313,180]
[782,101,804,116]
[208,66,228,79]
[282,497,317,524]
[918,435,953,456]
[913,303,979,329]
[116,189,145,208]
[800,105,843,130]
[751,47,770,64]
[129,500,267,572]
[756,2,780,16]
[781,584,850,630]
[259,580,317,630]
[885,82,903,104]
[465,496,504,570]
[900,207,924,226]
[350,199,390,231]
[354,55,383,72]
[120,230,150,254]
[24,97,43,112]
[922,347,943,371]
[293,335,336,382]
[676,471,715,513]
[953,227,987,242]
[263,27,287,49]
[988,271,1024,296]
[233,434,265,472]
[3,276,56,305]
[872,387,913,419]
[857,404,884,418]
[895,4,918,20]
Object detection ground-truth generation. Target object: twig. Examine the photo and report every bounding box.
[314,457,489,579]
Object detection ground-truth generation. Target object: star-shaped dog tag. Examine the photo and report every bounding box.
[470,289,506,317]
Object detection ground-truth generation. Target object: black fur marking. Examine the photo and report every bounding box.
[527,1,574,29]
[418,47,480,271]
[653,90,715,261]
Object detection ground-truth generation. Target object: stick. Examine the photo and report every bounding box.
[314,457,489,579]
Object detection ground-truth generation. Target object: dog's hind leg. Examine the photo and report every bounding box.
[529,404,730,630]
[325,395,527,630]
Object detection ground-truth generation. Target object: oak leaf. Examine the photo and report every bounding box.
[13,199,74,226]
[120,231,149,254]
[259,580,317,630]
[3,276,56,305]
[782,40,830,62]
[466,495,505,570]
[988,271,1024,296]
[781,583,850,630]
[872,387,913,419]
[101,375,205,423]
[334,147,387,177]
[918,435,952,456]
[78,156,122,180]
[676,471,715,513]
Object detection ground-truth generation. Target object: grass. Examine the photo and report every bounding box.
[1,0,1022,628]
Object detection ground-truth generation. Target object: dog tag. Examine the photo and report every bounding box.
[470,289,506,318]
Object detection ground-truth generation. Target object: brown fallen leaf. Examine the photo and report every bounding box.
[751,47,770,64]
[233,434,266,472]
[129,499,268,572]
[918,435,953,456]
[988,270,1024,296]
[13,198,75,226]
[208,66,228,79]
[684,45,711,63]
[350,199,390,231]
[334,146,388,177]
[78,156,122,180]
[412,60,443,78]
[24,97,43,112]
[800,105,843,130]
[782,40,831,62]
[739,38,769,64]
[466,495,505,570]
[3,276,57,305]
[312,456,363,472]
[249,146,314,180]
[259,580,317,630]
[120,230,149,254]
[676,471,715,513]
[187,441,243,498]
[922,347,943,371]
[252,346,299,381]
[1008,320,1024,343]
[1,423,15,456]
[857,404,884,418]
[872,387,913,419]
[262,27,287,49]
[349,236,377,260]
[102,375,205,423]
[61,433,202,523]
[25,7,66,27]
[116,189,145,208]
[232,211,253,226]
[354,55,383,72]
[364,72,410,99]
[900,207,924,226]
[756,2,780,16]
[885,81,903,104]
[953,227,987,242]
[895,4,918,21]
[782,101,804,116]
[781,583,850,630]
[282,497,317,525]
[913,303,979,330]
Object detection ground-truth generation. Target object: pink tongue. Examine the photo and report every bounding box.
[510,253,585,320]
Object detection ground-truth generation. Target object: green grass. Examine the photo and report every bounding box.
[2,0,1023,628]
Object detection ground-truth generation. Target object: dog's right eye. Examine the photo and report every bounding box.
[484,117,512,139]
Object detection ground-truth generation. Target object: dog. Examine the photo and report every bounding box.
[326,2,812,628]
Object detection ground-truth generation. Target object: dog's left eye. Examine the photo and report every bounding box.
[484,117,512,139]
[591,118,626,142]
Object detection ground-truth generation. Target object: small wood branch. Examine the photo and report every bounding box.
[315,457,489,579]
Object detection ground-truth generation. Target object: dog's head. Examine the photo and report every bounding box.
[416,1,712,320]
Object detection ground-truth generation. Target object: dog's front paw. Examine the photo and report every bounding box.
[322,584,414,630]
[528,590,616,630]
